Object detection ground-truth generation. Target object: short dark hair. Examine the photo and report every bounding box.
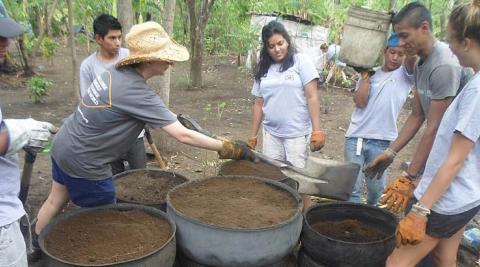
[392,2,433,30]
[93,14,122,38]
[255,21,296,82]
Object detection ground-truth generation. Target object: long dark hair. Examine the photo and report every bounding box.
[255,20,296,82]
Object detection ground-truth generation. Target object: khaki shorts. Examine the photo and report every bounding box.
[262,129,310,168]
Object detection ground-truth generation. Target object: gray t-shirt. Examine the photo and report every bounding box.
[252,53,319,138]
[346,65,413,141]
[51,66,176,180]
[414,72,480,215]
[0,108,25,226]
[79,48,129,97]
[415,41,463,115]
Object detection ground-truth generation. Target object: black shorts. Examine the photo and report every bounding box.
[408,198,480,238]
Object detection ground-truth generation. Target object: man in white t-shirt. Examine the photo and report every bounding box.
[79,14,145,174]
[345,33,415,205]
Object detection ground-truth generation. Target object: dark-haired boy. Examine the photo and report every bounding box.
[79,14,145,174]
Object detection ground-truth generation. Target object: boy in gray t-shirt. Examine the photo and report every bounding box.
[79,14,145,175]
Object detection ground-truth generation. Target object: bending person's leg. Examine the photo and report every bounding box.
[35,181,69,235]
[432,226,465,267]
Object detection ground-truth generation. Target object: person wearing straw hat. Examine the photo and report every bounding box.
[32,21,256,256]
[0,3,57,266]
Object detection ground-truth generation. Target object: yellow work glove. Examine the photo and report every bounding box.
[218,140,258,162]
[396,211,428,247]
[310,130,325,152]
[379,175,415,213]
[363,148,397,179]
[247,137,257,150]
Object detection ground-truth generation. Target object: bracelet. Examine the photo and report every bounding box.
[385,147,397,157]
[412,202,431,217]
[402,171,416,181]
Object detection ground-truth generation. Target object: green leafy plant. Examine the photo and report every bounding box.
[29,76,52,103]
[217,101,227,120]
[341,79,352,88]
[41,37,60,64]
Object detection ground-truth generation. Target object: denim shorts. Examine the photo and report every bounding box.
[408,198,480,238]
[52,158,116,207]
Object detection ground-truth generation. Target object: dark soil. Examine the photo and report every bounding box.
[169,176,299,228]
[218,160,286,180]
[44,209,172,265]
[312,219,386,243]
[115,170,187,205]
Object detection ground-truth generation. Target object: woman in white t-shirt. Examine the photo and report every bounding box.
[247,20,325,208]
[387,1,480,266]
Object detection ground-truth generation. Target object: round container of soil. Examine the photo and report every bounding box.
[114,169,188,211]
[301,202,397,267]
[167,176,303,267]
[218,160,298,190]
[39,203,176,267]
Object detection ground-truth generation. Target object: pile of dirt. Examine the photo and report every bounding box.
[218,160,286,180]
[169,177,299,228]
[312,219,386,243]
[115,170,187,205]
[45,209,172,265]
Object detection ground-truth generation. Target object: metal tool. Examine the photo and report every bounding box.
[177,114,360,200]
[19,149,37,204]
[144,127,167,169]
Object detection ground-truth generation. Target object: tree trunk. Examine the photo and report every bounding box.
[67,0,79,101]
[30,0,58,66]
[156,0,176,107]
[117,0,134,40]
[186,0,215,88]
[16,36,35,77]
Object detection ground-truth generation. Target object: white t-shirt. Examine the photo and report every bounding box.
[345,65,413,141]
[326,44,340,62]
[252,53,319,138]
[414,72,480,215]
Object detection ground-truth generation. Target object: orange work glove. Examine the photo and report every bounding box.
[247,137,257,150]
[396,211,427,247]
[310,130,325,152]
[363,148,397,179]
[379,175,415,213]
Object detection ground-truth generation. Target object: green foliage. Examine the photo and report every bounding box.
[41,37,60,62]
[29,76,52,104]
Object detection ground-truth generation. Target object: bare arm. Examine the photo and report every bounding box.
[389,90,426,153]
[162,121,223,151]
[304,79,321,131]
[406,97,453,176]
[353,77,370,108]
[0,128,7,155]
[419,133,474,208]
[249,97,264,138]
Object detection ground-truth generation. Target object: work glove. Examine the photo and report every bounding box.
[363,148,397,179]
[3,118,57,156]
[218,140,258,162]
[396,211,427,247]
[247,136,257,150]
[352,66,375,79]
[379,175,415,213]
[310,130,325,152]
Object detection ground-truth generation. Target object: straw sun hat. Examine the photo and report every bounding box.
[116,21,189,68]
